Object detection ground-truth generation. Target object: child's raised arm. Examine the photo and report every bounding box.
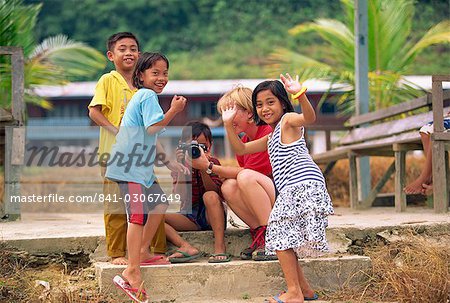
[221,102,268,155]
[147,95,187,134]
[280,73,316,127]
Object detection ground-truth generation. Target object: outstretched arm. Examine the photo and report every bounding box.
[221,102,268,155]
[280,73,316,127]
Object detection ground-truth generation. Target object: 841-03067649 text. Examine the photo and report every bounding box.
[10,193,181,204]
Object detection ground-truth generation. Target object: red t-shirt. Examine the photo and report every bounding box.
[236,125,273,177]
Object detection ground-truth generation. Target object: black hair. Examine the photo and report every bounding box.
[132,52,170,89]
[107,32,140,52]
[181,121,213,143]
[251,80,295,125]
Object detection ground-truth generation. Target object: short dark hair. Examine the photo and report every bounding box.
[132,52,170,89]
[107,32,140,52]
[252,80,295,125]
[181,121,213,144]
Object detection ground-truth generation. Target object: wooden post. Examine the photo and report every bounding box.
[394,147,407,212]
[355,0,371,201]
[431,75,449,213]
[3,127,22,220]
[0,47,25,221]
[348,152,359,209]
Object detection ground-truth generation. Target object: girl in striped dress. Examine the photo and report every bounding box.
[221,74,333,303]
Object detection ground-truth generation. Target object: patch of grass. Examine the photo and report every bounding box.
[0,244,110,303]
[327,230,450,303]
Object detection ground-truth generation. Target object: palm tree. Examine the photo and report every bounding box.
[0,0,106,109]
[267,0,450,114]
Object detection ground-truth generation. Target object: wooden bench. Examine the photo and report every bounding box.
[312,75,450,213]
[0,47,25,221]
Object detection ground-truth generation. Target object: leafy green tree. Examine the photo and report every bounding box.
[0,0,106,109]
[267,0,450,114]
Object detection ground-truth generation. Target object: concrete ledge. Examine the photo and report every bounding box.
[3,222,449,259]
[95,255,371,302]
[2,236,99,255]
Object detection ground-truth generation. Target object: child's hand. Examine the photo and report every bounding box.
[176,145,185,163]
[221,102,237,126]
[191,148,210,171]
[170,95,187,113]
[280,73,303,95]
[167,160,190,175]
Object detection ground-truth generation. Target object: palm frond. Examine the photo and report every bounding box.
[289,19,354,69]
[369,0,415,70]
[24,92,53,109]
[265,48,333,80]
[267,0,448,115]
[30,35,106,78]
[400,21,450,70]
[0,0,40,57]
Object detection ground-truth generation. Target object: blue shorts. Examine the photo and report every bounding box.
[182,201,227,231]
[420,118,450,134]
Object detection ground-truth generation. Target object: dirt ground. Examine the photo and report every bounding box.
[1,227,449,303]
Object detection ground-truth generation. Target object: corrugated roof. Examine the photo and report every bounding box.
[33,76,448,98]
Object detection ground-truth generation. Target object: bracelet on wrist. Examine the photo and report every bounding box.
[292,87,307,100]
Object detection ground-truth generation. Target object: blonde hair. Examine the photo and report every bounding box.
[217,86,253,114]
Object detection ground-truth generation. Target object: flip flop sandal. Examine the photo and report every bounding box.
[252,247,278,261]
[140,255,170,266]
[168,250,202,263]
[305,293,319,301]
[272,295,285,303]
[265,291,318,302]
[208,253,232,263]
[113,275,149,303]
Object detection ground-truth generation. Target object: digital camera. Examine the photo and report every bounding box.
[177,140,208,159]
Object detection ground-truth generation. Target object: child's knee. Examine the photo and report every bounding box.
[153,203,168,213]
[203,191,221,205]
[236,169,258,186]
[221,179,237,198]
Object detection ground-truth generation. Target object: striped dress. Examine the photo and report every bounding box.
[265,114,334,257]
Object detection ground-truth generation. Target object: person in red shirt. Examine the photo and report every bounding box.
[192,86,276,261]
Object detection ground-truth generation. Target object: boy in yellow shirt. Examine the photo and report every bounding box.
[88,32,166,265]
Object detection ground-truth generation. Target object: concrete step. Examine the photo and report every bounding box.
[95,255,371,302]
[90,228,352,262]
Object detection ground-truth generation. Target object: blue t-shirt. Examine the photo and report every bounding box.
[105,88,164,187]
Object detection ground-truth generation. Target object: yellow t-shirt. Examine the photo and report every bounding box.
[88,71,137,156]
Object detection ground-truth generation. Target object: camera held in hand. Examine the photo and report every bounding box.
[177,140,208,159]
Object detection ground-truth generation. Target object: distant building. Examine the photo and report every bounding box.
[29,76,445,157]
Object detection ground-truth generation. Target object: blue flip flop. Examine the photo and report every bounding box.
[305,293,319,301]
[271,295,284,303]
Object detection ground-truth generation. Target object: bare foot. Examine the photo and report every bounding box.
[404,177,427,194]
[140,249,164,263]
[209,242,228,262]
[122,267,143,290]
[111,256,127,265]
[422,183,433,196]
[301,289,316,300]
